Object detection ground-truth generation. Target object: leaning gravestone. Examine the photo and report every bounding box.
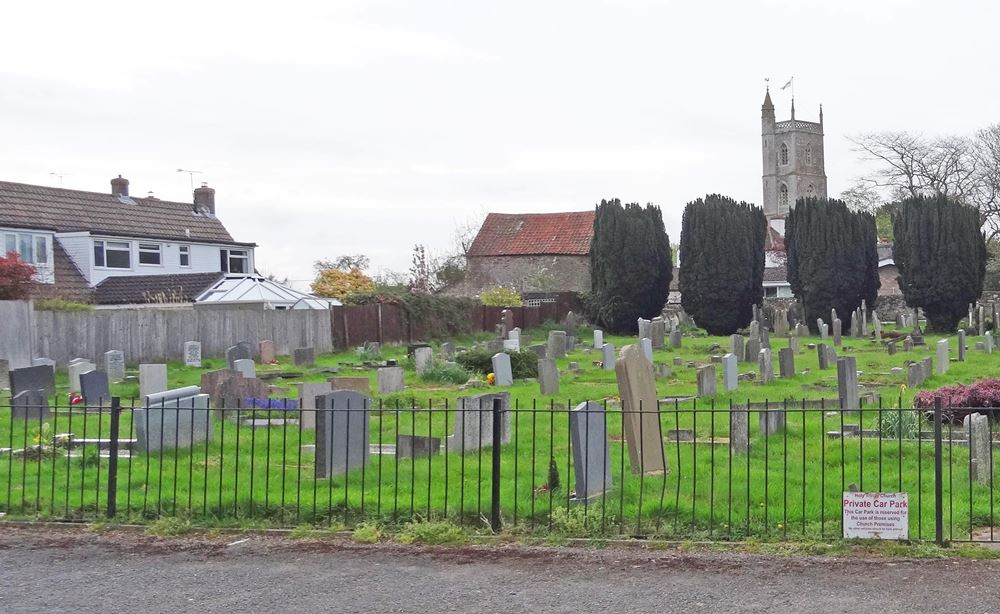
[139,364,168,399]
[315,390,370,478]
[295,381,334,430]
[569,401,613,502]
[837,356,859,411]
[729,335,744,363]
[696,365,716,397]
[538,358,559,395]
[730,406,750,455]
[32,358,56,368]
[68,360,96,393]
[722,353,738,392]
[233,358,256,379]
[965,413,992,484]
[414,346,434,374]
[104,350,125,382]
[293,347,315,367]
[226,344,252,369]
[602,342,616,370]
[491,352,513,386]
[936,339,950,375]
[377,366,405,394]
[135,386,212,452]
[778,347,795,378]
[546,330,567,359]
[10,364,55,397]
[79,370,110,405]
[758,348,774,384]
[817,344,831,370]
[183,341,202,367]
[0,358,9,390]
[11,389,49,421]
[614,344,666,475]
[259,340,276,364]
[445,392,512,452]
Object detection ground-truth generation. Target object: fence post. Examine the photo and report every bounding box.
[106,397,122,519]
[490,397,503,533]
[933,396,944,546]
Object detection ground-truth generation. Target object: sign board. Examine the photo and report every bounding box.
[843,492,909,540]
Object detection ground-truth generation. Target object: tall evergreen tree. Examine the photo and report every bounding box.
[892,195,986,331]
[678,195,766,335]
[589,199,672,332]
[786,197,880,331]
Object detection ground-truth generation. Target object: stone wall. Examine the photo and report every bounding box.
[445,254,591,297]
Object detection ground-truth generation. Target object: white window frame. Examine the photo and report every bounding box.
[3,231,50,266]
[179,245,191,268]
[222,248,250,274]
[94,239,132,270]
[138,242,162,267]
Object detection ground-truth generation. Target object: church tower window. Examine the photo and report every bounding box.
[807,183,815,196]
[779,143,789,165]
[806,145,813,165]
[779,184,789,209]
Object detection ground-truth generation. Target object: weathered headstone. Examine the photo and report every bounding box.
[233,359,256,379]
[183,341,202,368]
[936,338,949,375]
[730,407,749,455]
[569,401,613,502]
[104,350,126,382]
[328,376,371,394]
[445,392,512,451]
[295,381,334,429]
[639,337,653,363]
[502,309,515,335]
[414,346,434,374]
[491,352,513,386]
[0,358,9,390]
[730,335,744,363]
[79,370,110,405]
[873,313,882,339]
[11,389,49,421]
[614,344,666,475]
[744,338,761,364]
[778,347,795,378]
[832,319,842,346]
[11,364,56,397]
[759,408,786,435]
[903,336,914,352]
[837,356,859,410]
[377,366,405,394]
[796,322,809,337]
[259,340,276,364]
[965,412,993,484]
[315,390,370,478]
[396,435,442,459]
[593,329,604,349]
[650,317,666,349]
[637,318,651,341]
[817,318,828,340]
[907,362,923,388]
[547,330,567,359]
[669,329,682,349]
[748,320,760,341]
[788,336,800,354]
[722,353,738,392]
[958,330,967,362]
[655,363,672,379]
[441,342,456,359]
[602,342,616,370]
[293,347,315,367]
[529,344,547,358]
[538,358,559,395]
[986,332,995,354]
[139,364,168,399]
[135,386,212,452]
[696,365,716,397]
[758,348,774,384]
[921,356,933,381]
[760,325,771,349]
[503,338,520,352]
[226,344,252,369]
[68,360,96,392]
[887,341,897,356]
[32,357,56,368]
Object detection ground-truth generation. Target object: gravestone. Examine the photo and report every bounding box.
[11,390,49,421]
[730,407,750,455]
[565,336,576,351]
[377,366,405,394]
[10,364,55,397]
[503,338,520,352]
[538,358,559,395]
[79,370,110,405]
[414,346,434,374]
[397,435,442,459]
[965,413,992,484]
[873,314,882,339]
[759,408,786,435]
[796,323,809,337]
[501,309,515,335]
[183,341,202,367]
[936,339,950,375]
[669,329,682,349]
[602,342,616,370]
[958,330,966,362]
[744,338,761,364]
[68,360,96,392]
[200,369,239,406]
[293,347,315,367]
[328,376,371,394]
[441,342,456,360]
[774,309,788,337]
[640,337,653,363]
[637,318,651,341]
[921,356,933,381]
[445,392,512,451]
[832,319,842,346]
[315,391,370,478]
[837,357,859,410]
[529,344,547,358]
[831,308,838,325]
[778,347,795,378]
[104,350,125,382]
[896,314,906,328]
[729,335,744,363]
[569,401,613,502]
[817,344,831,370]
[817,318,828,340]
[491,352,513,386]
[135,386,212,452]
[296,381,334,430]
[986,332,995,354]
[259,340,276,364]
[614,344,666,475]
[907,363,923,388]
[32,358,56,368]
[650,317,666,349]
[486,339,504,354]
[547,331,567,359]
[722,353,738,392]
[364,341,381,355]
[788,336,800,354]
[760,326,771,349]
[696,365,716,397]
[748,320,759,341]
[233,359,256,379]
[758,348,774,384]
[655,363,672,379]
[0,358,8,390]
[903,336,914,352]
[593,329,604,349]
[226,344,251,369]
[887,341,897,356]
[139,364,168,399]
[508,327,521,341]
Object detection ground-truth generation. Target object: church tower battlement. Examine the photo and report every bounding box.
[761,88,827,217]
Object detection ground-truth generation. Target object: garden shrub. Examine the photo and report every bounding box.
[456,349,538,379]
[913,378,1000,422]
[480,286,522,307]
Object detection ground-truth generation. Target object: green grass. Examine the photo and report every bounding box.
[2,325,999,545]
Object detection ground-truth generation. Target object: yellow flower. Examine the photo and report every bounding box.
[487,373,496,385]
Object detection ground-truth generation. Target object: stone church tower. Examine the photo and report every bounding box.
[761,88,827,217]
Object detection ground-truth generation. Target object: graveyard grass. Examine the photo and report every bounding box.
[2,324,998,543]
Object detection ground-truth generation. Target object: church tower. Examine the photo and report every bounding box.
[761,88,827,217]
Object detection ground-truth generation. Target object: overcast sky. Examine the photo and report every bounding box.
[3,0,998,289]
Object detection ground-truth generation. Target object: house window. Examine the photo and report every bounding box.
[3,232,49,265]
[179,245,190,267]
[221,248,249,274]
[779,143,789,165]
[94,240,131,269]
[138,243,162,266]
[764,286,778,298]
[779,184,789,209]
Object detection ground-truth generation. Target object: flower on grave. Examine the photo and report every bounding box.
[487,372,496,385]
[68,393,83,405]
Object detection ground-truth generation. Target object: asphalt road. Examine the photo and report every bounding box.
[1,527,998,613]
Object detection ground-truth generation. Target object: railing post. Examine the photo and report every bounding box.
[490,397,503,533]
[933,396,944,546]
[106,397,122,519]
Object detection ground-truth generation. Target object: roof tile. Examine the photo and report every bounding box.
[467,211,595,257]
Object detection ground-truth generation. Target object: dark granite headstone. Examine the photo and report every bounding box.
[315,390,370,478]
[79,370,111,405]
[11,390,50,421]
[396,434,442,459]
[293,347,315,367]
[226,344,252,369]
[10,365,55,397]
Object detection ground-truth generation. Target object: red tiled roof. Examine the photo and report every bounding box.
[467,211,595,257]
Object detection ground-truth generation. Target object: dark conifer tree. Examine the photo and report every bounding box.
[678,195,766,335]
[589,198,672,332]
[892,195,986,331]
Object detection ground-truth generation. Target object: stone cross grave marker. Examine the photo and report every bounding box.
[569,401,613,502]
[614,344,666,475]
[315,391,370,478]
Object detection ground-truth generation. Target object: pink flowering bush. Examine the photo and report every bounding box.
[913,378,1000,422]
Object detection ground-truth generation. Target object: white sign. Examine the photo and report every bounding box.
[843,492,909,540]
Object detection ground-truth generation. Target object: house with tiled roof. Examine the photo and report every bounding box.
[444,211,595,299]
[0,176,258,307]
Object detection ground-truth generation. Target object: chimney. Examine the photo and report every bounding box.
[193,182,215,215]
[111,175,129,197]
